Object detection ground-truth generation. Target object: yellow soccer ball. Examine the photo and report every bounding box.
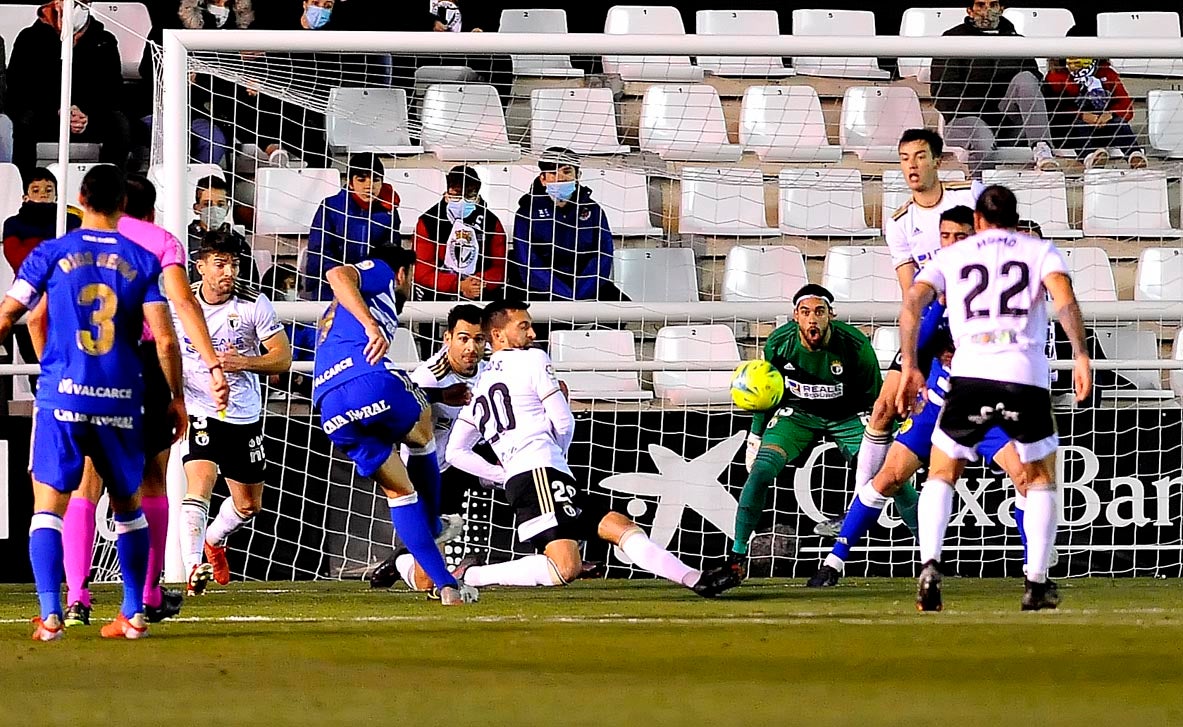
[730,359,784,412]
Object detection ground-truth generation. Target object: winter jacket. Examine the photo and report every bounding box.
[511,180,614,301]
[413,198,506,300]
[303,187,399,300]
[932,17,1043,126]
[2,203,81,273]
[1043,63,1134,121]
[178,0,254,29]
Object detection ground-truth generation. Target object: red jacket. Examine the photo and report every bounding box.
[413,199,506,300]
[1044,63,1134,122]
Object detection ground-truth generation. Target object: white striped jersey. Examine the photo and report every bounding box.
[409,346,486,471]
[885,180,984,270]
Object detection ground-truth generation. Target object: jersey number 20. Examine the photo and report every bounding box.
[76,283,117,356]
[473,383,516,443]
[960,261,1030,320]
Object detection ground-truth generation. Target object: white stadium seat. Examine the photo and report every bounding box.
[91,3,151,79]
[530,88,630,155]
[679,167,776,237]
[1061,247,1118,302]
[391,328,421,366]
[0,5,38,62]
[550,330,653,401]
[639,85,743,162]
[499,9,584,78]
[981,170,1081,239]
[1172,331,1183,401]
[326,88,421,155]
[603,5,704,82]
[880,169,965,224]
[739,86,842,163]
[778,168,877,236]
[897,7,963,81]
[419,84,521,162]
[46,162,106,210]
[1082,170,1182,238]
[387,167,448,236]
[613,247,699,302]
[146,162,225,222]
[1098,12,1183,77]
[695,10,795,77]
[1147,91,1183,158]
[0,163,27,225]
[871,327,901,369]
[839,86,925,162]
[791,10,889,80]
[652,324,739,405]
[721,245,808,302]
[579,168,662,236]
[1095,328,1171,399]
[1134,248,1183,301]
[823,246,902,302]
[254,168,342,236]
[1003,8,1075,74]
[472,164,537,234]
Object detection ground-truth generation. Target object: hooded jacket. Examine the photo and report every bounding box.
[511,179,614,301]
[303,187,399,300]
[413,198,506,300]
[931,16,1043,126]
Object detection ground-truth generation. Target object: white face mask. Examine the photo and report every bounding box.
[199,205,230,229]
[71,2,90,27]
[282,287,298,302]
[208,3,231,27]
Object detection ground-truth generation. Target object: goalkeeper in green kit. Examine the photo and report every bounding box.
[715,284,920,581]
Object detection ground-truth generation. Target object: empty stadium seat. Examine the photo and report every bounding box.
[679,167,776,237]
[391,328,421,366]
[639,85,743,162]
[550,330,653,401]
[652,324,739,405]
[1147,91,1183,158]
[840,86,925,162]
[739,86,842,163]
[326,88,421,155]
[0,5,37,60]
[881,169,965,223]
[498,9,584,78]
[253,249,273,280]
[871,326,900,369]
[1095,328,1172,399]
[1134,247,1183,301]
[579,168,662,236]
[897,7,963,81]
[1061,247,1118,302]
[419,84,521,162]
[46,162,106,209]
[388,167,448,236]
[472,164,538,233]
[91,3,150,79]
[613,247,700,302]
[0,163,27,224]
[1082,170,1182,238]
[603,5,704,82]
[981,170,1081,239]
[1098,12,1183,77]
[823,246,901,302]
[254,168,342,236]
[778,168,877,236]
[530,88,630,155]
[791,10,889,80]
[695,10,795,77]
[1003,8,1075,74]
[146,162,225,222]
[721,245,808,302]
[1172,331,1183,400]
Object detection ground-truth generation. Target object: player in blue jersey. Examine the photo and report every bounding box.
[0,165,188,640]
[313,245,476,605]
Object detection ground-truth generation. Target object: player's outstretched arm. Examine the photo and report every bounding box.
[162,265,229,411]
[325,265,388,365]
[896,281,938,417]
[445,417,507,485]
[1044,271,1093,403]
[0,295,29,343]
[145,301,189,443]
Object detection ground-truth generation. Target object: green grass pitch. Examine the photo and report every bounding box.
[2,578,1182,726]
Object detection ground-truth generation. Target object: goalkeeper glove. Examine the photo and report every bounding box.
[745,433,761,472]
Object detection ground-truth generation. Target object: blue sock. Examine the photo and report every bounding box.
[831,494,886,562]
[406,444,443,539]
[29,512,65,620]
[388,494,456,589]
[114,509,150,618]
[1014,503,1028,565]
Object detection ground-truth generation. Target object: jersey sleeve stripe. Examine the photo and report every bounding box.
[539,387,562,401]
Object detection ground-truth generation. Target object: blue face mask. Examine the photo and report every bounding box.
[545,180,577,203]
[447,200,477,220]
[304,5,332,29]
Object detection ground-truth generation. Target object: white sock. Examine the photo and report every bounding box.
[853,429,892,500]
[180,496,210,574]
[464,554,562,587]
[1024,488,1058,584]
[858,481,889,509]
[823,554,845,571]
[206,498,252,548]
[918,479,955,564]
[394,553,433,591]
[620,530,700,587]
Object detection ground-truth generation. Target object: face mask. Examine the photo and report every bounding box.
[447,200,477,220]
[282,287,298,302]
[199,205,229,229]
[72,2,90,27]
[304,5,331,29]
[971,7,1001,30]
[208,3,231,27]
[545,181,577,203]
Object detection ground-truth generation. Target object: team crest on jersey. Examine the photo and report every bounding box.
[579,209,591,221]
[194,427,210,447]
[356,260,375,270]
[227,313,241,330]
[898,416,914,434]
[830,360,843,376]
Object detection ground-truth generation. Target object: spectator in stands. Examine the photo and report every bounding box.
[429,0,482,32]
[261,262,314,400]
[1044,56,1146,170]
[0,38,13,163]
[931,0,1059,173]
[414,165,506,302]
[511,147,627,302]
[7,0,130,178]
[302,152,399,300]
[188,175,259,284]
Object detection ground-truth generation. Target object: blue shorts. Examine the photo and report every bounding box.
[318,370,428,478]
[30,407,145,499]
[895,369,1009,469]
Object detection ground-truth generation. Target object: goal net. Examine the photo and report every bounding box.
[65,19,1183,583]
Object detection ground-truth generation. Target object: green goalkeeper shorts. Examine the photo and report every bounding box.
[758,408,866,464]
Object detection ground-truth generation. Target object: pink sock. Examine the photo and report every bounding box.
[63,498,97,608]
[141,495,170,608]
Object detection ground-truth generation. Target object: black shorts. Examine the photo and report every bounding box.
[139,342,175,457]
[505,467,609,552]
[183,415,268,484]
[934,376,1059,464]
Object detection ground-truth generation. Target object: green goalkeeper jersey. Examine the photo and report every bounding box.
[751,320,882,435]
